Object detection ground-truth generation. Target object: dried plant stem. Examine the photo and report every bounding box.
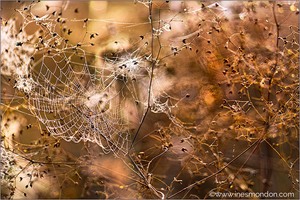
[128,1,165,199]
[130,1,161,148]
[259,2,281,192]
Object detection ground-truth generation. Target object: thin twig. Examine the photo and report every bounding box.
[130,1,161,149]
[168,139,262,199]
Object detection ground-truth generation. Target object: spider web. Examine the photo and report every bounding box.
[9,3,152,156]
